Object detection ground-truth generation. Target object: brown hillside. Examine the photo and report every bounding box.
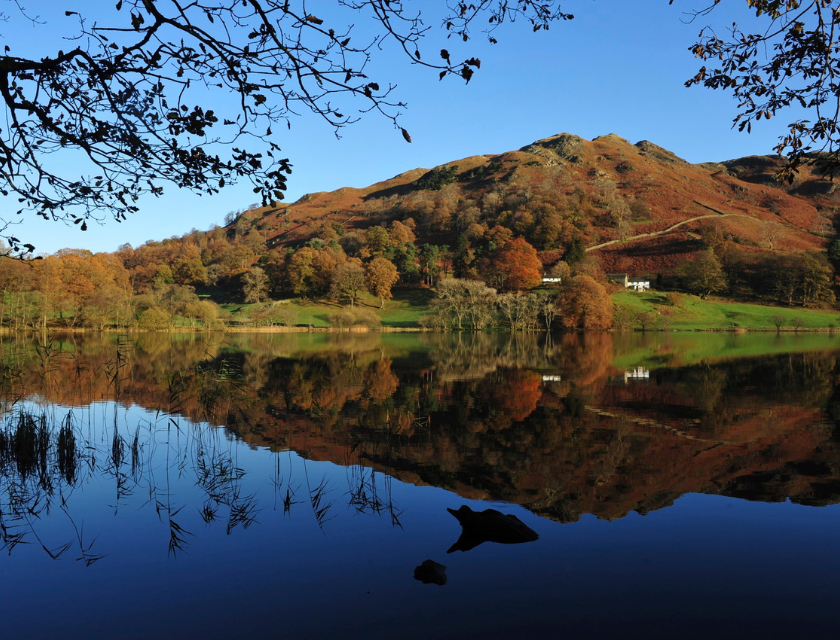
[234,132,837,275]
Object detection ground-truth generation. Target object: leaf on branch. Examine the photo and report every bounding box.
[401,128,412,143]
[305,15,324,25]
[440,49,450,62]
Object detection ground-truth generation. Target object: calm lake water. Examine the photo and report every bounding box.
[2,331,840,639]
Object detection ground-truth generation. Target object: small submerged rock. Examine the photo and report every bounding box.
[414,559,447,585]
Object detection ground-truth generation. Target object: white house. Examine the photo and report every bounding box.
[608,274,651,291]
[627,277,651,291]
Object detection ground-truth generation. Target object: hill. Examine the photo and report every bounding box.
[5,131,839,331]
[238,131,837,276]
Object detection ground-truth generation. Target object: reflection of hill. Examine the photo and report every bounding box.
[3,333,840,524]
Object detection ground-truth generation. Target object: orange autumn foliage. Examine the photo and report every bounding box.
[484,238,542,292]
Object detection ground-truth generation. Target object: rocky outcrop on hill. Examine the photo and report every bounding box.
[520,132,585,163]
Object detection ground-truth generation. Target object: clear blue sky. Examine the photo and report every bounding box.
[2,1,789,255]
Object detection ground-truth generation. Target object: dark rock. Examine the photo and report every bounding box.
[413,559,447,585]
[521,133,585,163]
[635,140,688,166]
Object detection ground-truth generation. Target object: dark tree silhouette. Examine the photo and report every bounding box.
[682,0,840,181]
[0,1,571,255]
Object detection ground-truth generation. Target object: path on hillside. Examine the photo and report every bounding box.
[584,201,799,253]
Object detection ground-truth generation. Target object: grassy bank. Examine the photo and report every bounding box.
[221,287,435,329]
[613,290,840,331]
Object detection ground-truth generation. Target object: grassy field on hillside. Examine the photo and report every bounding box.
[613,290,840,331]
[223,288,840,332]
[221,287,434,328]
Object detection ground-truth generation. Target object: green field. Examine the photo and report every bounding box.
[613,291,840,332]
[221,287,434,328]
[224,289,840,332]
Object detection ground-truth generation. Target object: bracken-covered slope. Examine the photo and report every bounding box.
[240,132,838,274]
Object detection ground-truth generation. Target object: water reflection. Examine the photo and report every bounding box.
[2,330,840,555]
[4,331,840,638]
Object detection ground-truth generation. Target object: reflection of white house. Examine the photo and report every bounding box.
[624,367,650,383]
[542,374,562,383]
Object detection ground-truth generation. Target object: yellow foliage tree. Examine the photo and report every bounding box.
[365,257,400,309]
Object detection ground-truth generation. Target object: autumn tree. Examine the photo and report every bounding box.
[330,262,366,307]
[32,256,68,330]
[362,226,390,258]
[173,244,208,287]
[679,250,727,299]
[388,220,416,247]
[481,238,542,292]
[285,248,318,297]
[365,257,400,308]
[430,278,498,331]
[184,300,221,329]
[557,275,613,330]
[243,266,270,303]
[159,284,201,318]
[800,252,835,306]
[536,291,561,331]
[339,232,365,258]
[285,247,340,298]
[497,293,541,331]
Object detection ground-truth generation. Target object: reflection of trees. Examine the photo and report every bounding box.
[4,332,840,537]
[422,333,565,381]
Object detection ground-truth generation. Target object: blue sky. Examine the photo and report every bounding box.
[2,1,790,255]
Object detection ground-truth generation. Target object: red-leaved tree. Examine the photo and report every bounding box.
[482,238,542,292]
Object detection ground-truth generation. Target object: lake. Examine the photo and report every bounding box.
[2,331,840,639]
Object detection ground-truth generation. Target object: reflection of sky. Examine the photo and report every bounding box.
[3,401,840,638]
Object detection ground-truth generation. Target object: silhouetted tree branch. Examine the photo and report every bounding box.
[680,0,840,181]
[0,1,572,256]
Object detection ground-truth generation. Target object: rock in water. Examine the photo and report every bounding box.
[446,505,539,553]
[414,559,447,585]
